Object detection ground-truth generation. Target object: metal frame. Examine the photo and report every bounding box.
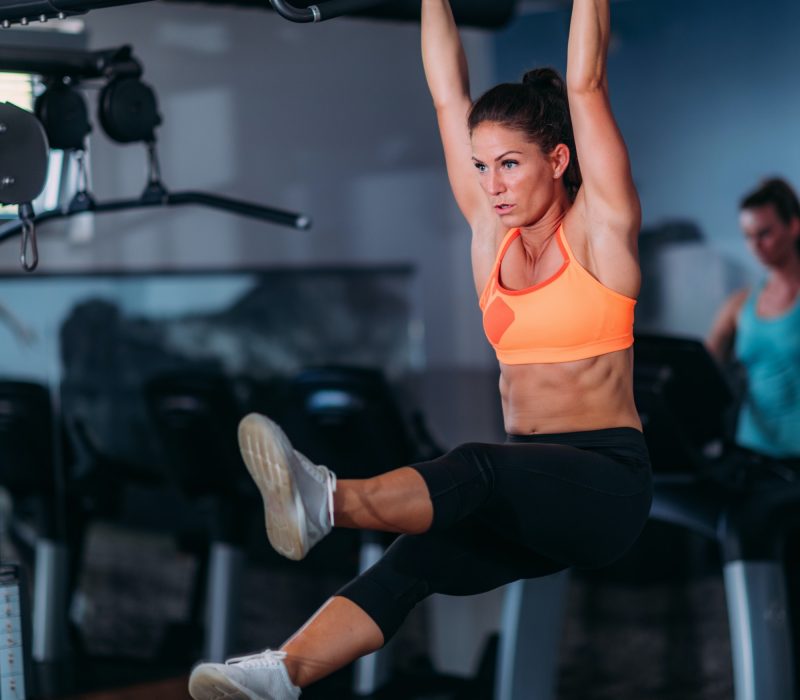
[495,571,570,700]
[724,561,794,700]
[0,0,149,27]
[0,0,392,25]
[0,184,311,244]
[0,0,517,28]
[270,0,392,23]
[0,44,310,269]
[0,45,138,79]
[204,543,245,663]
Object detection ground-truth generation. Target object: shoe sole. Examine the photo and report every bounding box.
[188,666,259,700]
[238,413,308,561]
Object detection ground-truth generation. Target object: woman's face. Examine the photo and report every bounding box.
[739,203,800,268]
[470,121,568,227]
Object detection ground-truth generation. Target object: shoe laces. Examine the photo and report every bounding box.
[226,649,287,670]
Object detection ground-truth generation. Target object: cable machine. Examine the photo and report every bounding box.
[0,0,515,271]
[0,45,311,271]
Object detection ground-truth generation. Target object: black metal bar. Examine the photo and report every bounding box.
[0,0,149,25]
[270,0,391,23]
[0,0,516,30]
[167,191,311,229]
[268,0,314,22]
[0,191,310,245]
[61,191,311,229]
[0,45,135,79]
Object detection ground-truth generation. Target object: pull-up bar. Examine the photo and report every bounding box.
[0,0,396,25]
[0,0,516,29]
[270,0,390,23]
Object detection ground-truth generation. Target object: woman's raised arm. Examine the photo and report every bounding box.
[567,0,640,237]
[421,0,487,224]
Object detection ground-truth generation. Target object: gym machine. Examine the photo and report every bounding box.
[0,0,515,271]
[0,101,48,270]
[0,45,311,271]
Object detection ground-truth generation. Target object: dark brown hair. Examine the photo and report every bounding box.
[740,177,800,225]
[467,67,581,200]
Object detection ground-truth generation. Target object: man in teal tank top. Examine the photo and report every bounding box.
[707,178,800,458]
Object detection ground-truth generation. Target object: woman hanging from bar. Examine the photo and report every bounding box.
[189,1,652,697]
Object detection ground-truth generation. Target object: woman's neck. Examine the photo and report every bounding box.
[767,252,800,290]
[517,198,569,245]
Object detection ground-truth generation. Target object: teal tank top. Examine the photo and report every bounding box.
[734,284,800,458]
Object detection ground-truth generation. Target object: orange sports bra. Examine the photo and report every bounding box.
[479,225,635,364]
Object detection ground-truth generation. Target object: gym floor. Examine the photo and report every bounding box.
[48,520,732,700]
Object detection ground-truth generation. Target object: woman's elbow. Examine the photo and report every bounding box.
[566,74,607,97]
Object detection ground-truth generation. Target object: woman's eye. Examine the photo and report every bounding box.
[502,160,518,169]
[474,163,487,173]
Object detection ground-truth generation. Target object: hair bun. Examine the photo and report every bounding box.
[522,68,565,93]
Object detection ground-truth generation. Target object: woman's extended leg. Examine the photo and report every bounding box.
[189,512,564,699]
[254,515,565,695]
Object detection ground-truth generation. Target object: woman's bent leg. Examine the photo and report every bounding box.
[331,440,516,536]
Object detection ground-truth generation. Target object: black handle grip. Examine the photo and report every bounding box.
[167,191,312,230]
[269,0,391,23]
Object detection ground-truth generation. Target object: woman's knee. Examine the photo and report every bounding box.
[335,537,432,643]
[419,443,496,528]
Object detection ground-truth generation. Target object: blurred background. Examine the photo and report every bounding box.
[0,0,798,698]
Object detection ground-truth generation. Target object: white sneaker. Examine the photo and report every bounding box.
[237,413,337,561]
[188,649,300,700]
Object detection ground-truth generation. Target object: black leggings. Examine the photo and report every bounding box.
[336,427,652,642]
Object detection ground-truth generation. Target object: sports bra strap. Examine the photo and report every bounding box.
[479,228,519,310]
[556,224,576,261]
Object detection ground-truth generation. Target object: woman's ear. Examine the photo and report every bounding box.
[550,143,571,180]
